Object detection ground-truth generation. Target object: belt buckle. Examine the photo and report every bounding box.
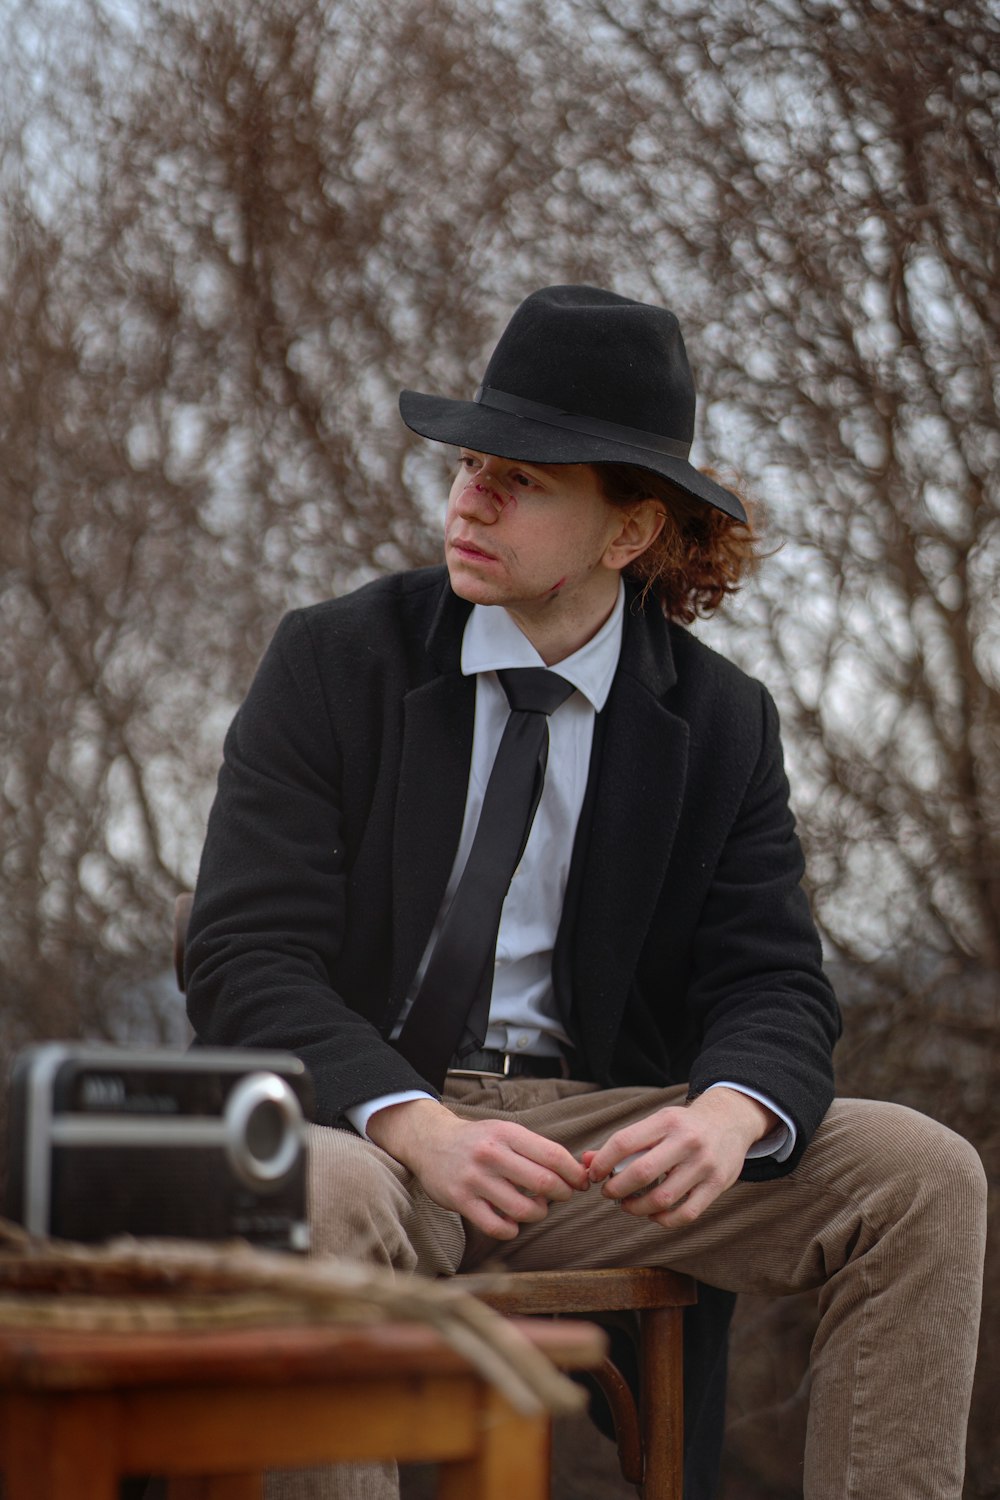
[447,1050,514,1080]
[447,1068,504,1079]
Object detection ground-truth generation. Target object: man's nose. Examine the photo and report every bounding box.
[457,471,507,517]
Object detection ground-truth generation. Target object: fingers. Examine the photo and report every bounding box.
[584,1104,745,1228]
[614,1160,706,1222]
[456,1173,562,1241]
[507,1126,590,1193]
[372,1105,589,1240]
[469,1130,585,1214]
[586,1103,718,1189]
[463,1200,522,1240]
[649,1184,718,1228]
[504,1151,583,1203]
[438,1121,590,1238]
[463,1189,547,1240]
[468,1123,588,1201]
[477,1181,552,1227]
[585,1111,680,1185]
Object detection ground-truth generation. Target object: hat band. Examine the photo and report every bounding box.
[473,385,692,462]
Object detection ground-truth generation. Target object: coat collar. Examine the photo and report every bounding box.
[617,579,678,696]
[424,572,470,674]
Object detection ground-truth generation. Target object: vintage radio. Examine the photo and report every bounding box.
[5,1043,312,1251]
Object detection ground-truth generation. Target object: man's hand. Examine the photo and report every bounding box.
[367,1097,590,1240]
[583,1088,778,1228]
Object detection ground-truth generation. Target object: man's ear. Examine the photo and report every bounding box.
[604,498,666,572]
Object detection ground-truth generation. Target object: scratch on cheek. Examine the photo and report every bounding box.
[549,577,567,593]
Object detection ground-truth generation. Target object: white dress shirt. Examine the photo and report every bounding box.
[348,586,794,1162]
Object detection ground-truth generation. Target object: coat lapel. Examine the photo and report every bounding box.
[389,587,474,1016]
[560,597,690,1075]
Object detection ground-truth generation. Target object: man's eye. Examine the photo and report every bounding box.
[510,472,534,488]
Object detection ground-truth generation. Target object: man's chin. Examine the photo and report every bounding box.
[445,563,509,607]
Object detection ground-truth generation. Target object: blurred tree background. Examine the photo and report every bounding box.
[1,0,996,1493]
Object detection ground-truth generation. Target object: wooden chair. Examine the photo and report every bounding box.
[173,892,696,1499]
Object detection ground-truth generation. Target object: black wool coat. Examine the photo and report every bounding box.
[186,566,840,1181]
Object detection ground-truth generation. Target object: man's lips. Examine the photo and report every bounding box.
[450,536,499,563]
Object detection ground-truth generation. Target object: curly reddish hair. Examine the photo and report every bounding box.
[594,463,764,624]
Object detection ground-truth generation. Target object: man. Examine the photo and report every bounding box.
[186,286,986,1499]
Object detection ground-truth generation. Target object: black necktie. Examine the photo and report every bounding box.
[394,667,575,1089]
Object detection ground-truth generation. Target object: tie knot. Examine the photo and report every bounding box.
[498,667,575,716]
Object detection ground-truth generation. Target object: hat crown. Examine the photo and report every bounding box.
[480,285,696,444]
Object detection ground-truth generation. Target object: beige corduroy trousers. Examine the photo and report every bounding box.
[266,1078,987,1500]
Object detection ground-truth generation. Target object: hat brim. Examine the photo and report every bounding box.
[399,390,748,524]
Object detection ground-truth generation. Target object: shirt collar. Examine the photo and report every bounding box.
[460,581,624,712]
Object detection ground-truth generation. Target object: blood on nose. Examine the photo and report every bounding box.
[466,480,513,515]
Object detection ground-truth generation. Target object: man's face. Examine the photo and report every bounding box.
[444,450,627,625]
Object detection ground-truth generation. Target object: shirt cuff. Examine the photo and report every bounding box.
[346,1090,436,1140]
[706,1082,796,1163]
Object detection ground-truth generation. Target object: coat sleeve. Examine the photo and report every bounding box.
[184,608,440,1126]
[684,684,841,1180]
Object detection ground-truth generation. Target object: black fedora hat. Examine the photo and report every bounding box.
[399,284,746,523]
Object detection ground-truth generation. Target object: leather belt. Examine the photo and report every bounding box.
[447,1048,569,1079]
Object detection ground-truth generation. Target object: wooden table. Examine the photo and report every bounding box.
[0,1318,604,1500]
